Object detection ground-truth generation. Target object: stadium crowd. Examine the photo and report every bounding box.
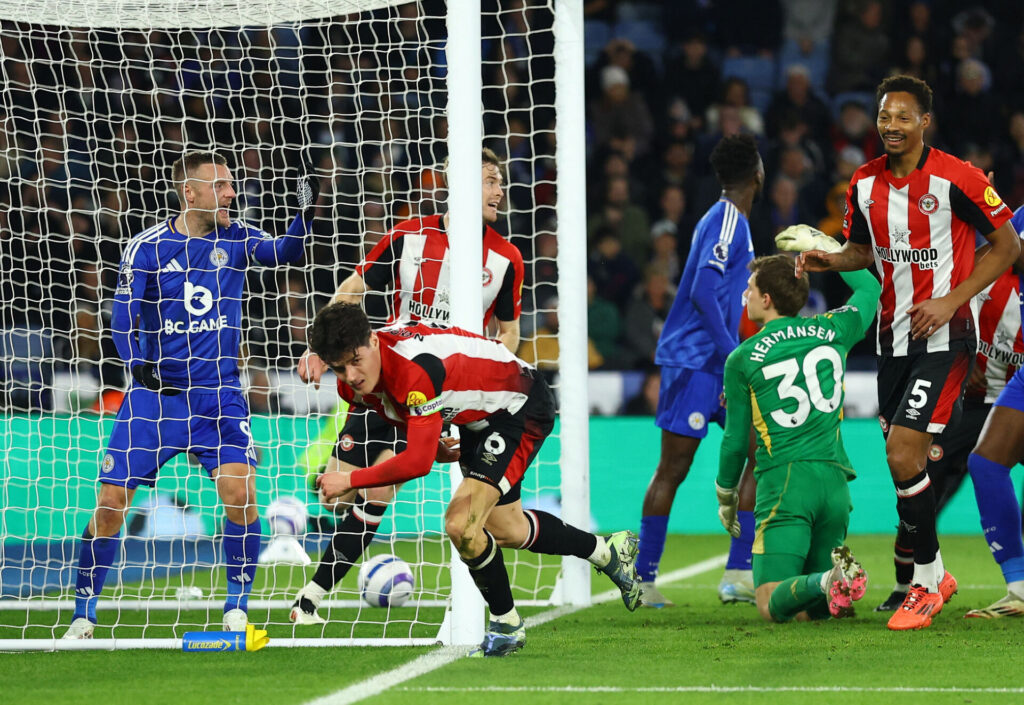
[2,0,1024,411]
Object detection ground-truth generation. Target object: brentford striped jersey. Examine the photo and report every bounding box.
[355,215,524,326]
[336,322,536,427]
[845,146,1013,357]
[972,268,1023,403]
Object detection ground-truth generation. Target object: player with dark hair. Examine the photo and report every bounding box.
[310,303,640,656]
[289,148,525,624]
[796,74,1020,630]
[717,240,880,623]
[637,134,764,608]
[63,150,320,638]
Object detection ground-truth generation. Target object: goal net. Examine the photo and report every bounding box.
[0,0,589,649]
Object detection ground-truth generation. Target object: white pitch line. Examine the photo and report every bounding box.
[395,686,1024,694]
[303,552,728,705]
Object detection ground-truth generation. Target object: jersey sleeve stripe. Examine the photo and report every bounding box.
[122,224,168,266]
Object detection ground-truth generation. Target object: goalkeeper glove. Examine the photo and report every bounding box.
[715,482,742,538]
[131,363,181,396]
[775,224,843,254]
[295,156,321,215]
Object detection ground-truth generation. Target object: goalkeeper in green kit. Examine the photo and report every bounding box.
[715,225,881,621]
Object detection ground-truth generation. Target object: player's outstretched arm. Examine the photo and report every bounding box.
[347,414,443,490]
[837,269,882,339]
[248,156,322,266]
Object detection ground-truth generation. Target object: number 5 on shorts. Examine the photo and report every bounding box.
[907,379,932,409]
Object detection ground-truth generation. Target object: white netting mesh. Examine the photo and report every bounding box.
[0,0,572,647]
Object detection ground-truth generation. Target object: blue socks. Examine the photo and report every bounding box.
[637,515,669,583]
[967,453,1024,583]
[726,510,754,570]
[223,518,262,613]
[73,529,121,622]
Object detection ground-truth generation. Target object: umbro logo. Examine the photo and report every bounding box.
[160,259,185,273]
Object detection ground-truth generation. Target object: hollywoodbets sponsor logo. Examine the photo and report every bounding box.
[873,245,939,268]
[979,339,1024,366]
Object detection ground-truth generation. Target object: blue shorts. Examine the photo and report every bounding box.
[100,386,257,489]
[655,366,725,439]
[993,368,1024,414]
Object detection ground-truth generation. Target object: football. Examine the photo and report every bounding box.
[357,554,415,607]
[265,496,308,537]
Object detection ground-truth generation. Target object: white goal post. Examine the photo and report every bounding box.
[0,0,589,650]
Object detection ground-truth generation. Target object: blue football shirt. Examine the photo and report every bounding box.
[112,217,300,391]
[655,199,753,372]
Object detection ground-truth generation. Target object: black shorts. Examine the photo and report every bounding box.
[330,407,407,467]
[928,397,990,512]
[459,370,555,506]
[877,340,975,435]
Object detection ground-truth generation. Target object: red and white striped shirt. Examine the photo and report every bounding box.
[845,146,1013,357]
[337,322,536,428]
[356,215,524,326]
[971,269,1023,403]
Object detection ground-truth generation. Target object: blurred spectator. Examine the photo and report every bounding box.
[622,267,673,368]
[649,184,691,274]
[664,31,721,131]
[588,175,650,268]
[941,58,1001,155]
[765,176,812,236]
[706,77,764,136]
[517,296,604,373]
[831,100,880,163]
[587,276,624,368]
[589,64,655,157]
[765,65,832,154]
[828,0,889,94]
[889,34,938,88]
[588,228,641,309]
[778,0,837,90]
[622,369,660,416]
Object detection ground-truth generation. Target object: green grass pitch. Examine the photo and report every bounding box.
[3,534,1023,705]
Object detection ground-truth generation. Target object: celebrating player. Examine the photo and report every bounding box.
[963,204,1024,618]
[289,148,524,624]
[717,241,880,622]
[310,303,641,657]
[877,244,1023,611]
[637,134,763,608]
[796,75,1020,630]
[63,151,320,639]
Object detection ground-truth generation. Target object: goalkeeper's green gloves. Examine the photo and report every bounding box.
[295,156,321,215]
[715,482,742,538]
[131,363,181,396]
[775,224,843,254]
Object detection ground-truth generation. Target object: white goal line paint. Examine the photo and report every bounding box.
[302,553,728,705]
[395,686,1024,694]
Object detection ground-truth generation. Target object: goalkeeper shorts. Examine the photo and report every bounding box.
[751,461,852,587]
[100,387,257,489]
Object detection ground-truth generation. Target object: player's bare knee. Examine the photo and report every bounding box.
[92,507,126,536]
[363,485,397,505]
[655,456,691,486]
[885,444,924,480]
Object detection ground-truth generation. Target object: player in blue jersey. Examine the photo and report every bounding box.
[637,134,764,608]
[62,151,320,639]
[963,204,1024,618]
